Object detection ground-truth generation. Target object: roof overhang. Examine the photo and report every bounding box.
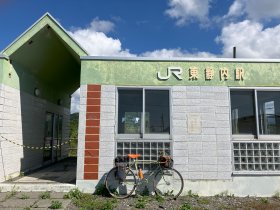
[2,12,87,57]
[0,54,9,60]
[2,13,88,94]
[81,56,280,63]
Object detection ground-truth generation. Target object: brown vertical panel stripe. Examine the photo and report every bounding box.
[84,84,101,180]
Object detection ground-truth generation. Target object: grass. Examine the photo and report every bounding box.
[135,197,149,209]
[260,197,269,204]
[19,193,30,199]
[94,184,111,197]
[155,194,165,203]
[197,197,210,205]
[49,200,63,209]
[273,192,280,199]
[5,186,18,199]
[180,202,192,210]
[66,188,118,210]
[63,188,83,199]
[187,190,199,198]
[39,191,51,199]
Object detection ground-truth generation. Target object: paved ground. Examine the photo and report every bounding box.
[7,158,77,184]
[0,191,73,209]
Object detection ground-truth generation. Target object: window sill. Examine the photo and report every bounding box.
[232,171,280,176]
[116,134,171,140]
[116,138,172,141]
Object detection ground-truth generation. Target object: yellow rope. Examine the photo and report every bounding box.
[0,135,75,150]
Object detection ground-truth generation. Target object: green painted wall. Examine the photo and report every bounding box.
[81,60,280,87]
[0,59,3,83]
[1,58,70,107]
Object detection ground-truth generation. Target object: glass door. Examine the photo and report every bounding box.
[43,113,53,162]
[43,112,63,163]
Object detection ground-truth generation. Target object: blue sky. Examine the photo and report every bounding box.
[1,0,280,112]
[2,0,280,59]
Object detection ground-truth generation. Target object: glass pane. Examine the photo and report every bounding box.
[258,91,280,134]
[230,90,256,135]
[118,89,142,134]
[145,90,170,133]
[44,112,53,161]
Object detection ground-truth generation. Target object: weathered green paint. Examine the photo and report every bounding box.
[81,60,280,86]
[2,13,87,57]
[0,59,3,82]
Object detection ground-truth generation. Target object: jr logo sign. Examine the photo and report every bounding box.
[157,67,183,80]
[157,66,245,81]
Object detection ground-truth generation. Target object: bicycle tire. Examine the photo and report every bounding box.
[105,167,137,199]
[153,167,184,199]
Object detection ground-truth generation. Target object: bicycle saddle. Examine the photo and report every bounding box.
[127,154,140,159]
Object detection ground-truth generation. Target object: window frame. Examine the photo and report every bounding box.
[116,86,172,140]
[230,87,280,141]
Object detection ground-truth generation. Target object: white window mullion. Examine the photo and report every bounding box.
[254,90,260,138]
[142,88,145,138]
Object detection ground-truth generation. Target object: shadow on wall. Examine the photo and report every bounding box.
[1,60,74,183]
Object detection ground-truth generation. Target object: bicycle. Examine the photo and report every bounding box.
[105,154,184,199]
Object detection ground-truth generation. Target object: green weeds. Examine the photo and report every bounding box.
[39,191,51,199]
[49,200,63,209]
[187,190,199,198]
[19,193,30,199]
[135,197,149,209]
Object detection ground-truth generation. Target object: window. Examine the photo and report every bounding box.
[117,88,171,169]
[258,91,280,135]
[145,90,170,133]
[231,89,280,137]
[118,88,170,137]
[233,142,280,172]
[231,89,280,173]
[231,90,256,135]
[118,89,142,134]
[117,141,171,170]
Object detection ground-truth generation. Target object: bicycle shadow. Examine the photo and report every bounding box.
[95,170,161,196]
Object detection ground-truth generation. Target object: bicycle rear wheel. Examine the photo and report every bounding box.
[154,168,184,199]
[105,167,137,199]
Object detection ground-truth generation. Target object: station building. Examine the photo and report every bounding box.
[1,13,280,196]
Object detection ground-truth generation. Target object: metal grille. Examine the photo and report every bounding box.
[116,141,171,170]
[233,142,280,171]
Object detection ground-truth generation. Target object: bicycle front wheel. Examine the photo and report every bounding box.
[154,168,184,199]
[105,167,137,199]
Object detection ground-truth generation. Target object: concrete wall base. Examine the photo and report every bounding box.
[76,179,100,193]
[76,177,280,197]
[0,183,76,192]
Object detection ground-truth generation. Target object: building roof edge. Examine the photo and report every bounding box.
[80,56,280,63]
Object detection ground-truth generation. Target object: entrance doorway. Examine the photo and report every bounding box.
[43,112,63,164]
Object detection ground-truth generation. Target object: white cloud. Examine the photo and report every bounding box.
[226,0,245,18]
[165,0,210,26]
[71,88,80,114]
[141,48,216,58]
[225,0,280,21]
[68,19,135,56]
[89,18,115,34]
[216,20,280,58]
